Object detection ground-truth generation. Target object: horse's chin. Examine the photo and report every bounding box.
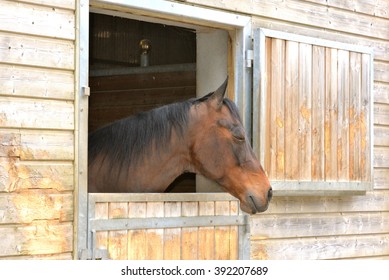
[240,196,269,214]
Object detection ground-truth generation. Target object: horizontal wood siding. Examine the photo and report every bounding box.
[186,0,389,260]
[0,0,75,259]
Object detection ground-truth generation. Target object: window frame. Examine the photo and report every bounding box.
[76,0,252,259]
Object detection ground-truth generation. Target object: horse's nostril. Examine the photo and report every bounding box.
[267,187,273,201]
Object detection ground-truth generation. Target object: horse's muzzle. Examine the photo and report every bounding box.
[247,188,272,214]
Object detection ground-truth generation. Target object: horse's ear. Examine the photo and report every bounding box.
[208,77,228,110]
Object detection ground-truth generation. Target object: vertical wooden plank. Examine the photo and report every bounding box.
[312,45,325,180]
[361,53,372,182]
[215,201,230,259]
[164,202,181,260]
[127,202,147,260]
[337,50,350,180]
[94,202,108,253]
[299,43,313,180]
[349,52,362,181]
[255,29,267,168]
[264,37,273,177]
[269,38,285,179]
[285,40,300,180]
[146,202,164,260]
[108,202,128,260]
[276,39,285,179]
[181,202,198,260]
[198,201,215,260]
[325,47,338,180]
[229,201,239,260]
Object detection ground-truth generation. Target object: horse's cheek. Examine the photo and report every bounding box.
[192,138,224,179]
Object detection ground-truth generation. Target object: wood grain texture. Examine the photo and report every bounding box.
[0,65,74,100]
[186,0,389,40]
[284,40,299,180]
[251,212,389,238]
[259,35,373,185]
[325,47,339,180]
[12,0,75,10]
[0,0,76,260]
[0,159,74,192]
[251,234,389,260]
[0,1,75,40]
[163,202,181,259]
[198,201,215,260]
[90,197,242,260]
[0,221,73,257]
[0,191,73,224]
[0,97,74,130]
[0,32,74,70]
[127,202,147,260]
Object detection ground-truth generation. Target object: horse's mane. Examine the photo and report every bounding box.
[88,94,242,170]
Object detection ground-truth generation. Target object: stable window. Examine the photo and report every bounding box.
[253,29,374,195]
[76,0,252,259]
[88,13,197,192]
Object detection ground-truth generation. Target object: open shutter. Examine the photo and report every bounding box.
[253,29,373,195]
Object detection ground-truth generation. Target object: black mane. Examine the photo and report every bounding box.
[88,99,193,168]
[88,95,242,169]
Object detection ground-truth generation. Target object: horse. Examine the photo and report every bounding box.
[88,78,272,214]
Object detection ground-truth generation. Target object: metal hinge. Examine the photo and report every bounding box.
[245,49,254,68]
[82,86,90,97]
[79,248,109,260]
[79,231,110,260]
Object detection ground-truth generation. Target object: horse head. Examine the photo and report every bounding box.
[189,78,272,214]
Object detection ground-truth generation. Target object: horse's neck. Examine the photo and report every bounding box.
[126,133,193,192]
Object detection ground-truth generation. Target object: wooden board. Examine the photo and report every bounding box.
[251,212,389,238]
[0,130,74,161]
[0,221,73,257]
[0,32,74,70]
[0,159,74,192]
[251,234,389,260]
[264,190,389,214]
[0,191,73,224]
[10,0,75,11]
[127,202,147,260]
[90,194,245,260]
[186,0,389,40]
[0,1,75,40]
[0,97,74,130]
[256,34,373,185]
[0,65,74,100]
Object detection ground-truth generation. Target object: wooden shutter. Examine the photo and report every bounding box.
[253,29,373,195]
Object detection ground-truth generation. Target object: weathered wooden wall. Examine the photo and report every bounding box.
[0,0,75,259]
[1,0,388,260]
[185,0,389,259]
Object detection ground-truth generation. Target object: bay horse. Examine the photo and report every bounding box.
[88,78,272,214]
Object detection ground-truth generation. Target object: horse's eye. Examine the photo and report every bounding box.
[231,126,246,141]
[233,134,245,141]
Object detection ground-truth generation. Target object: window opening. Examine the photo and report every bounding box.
[88,13,197,192]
